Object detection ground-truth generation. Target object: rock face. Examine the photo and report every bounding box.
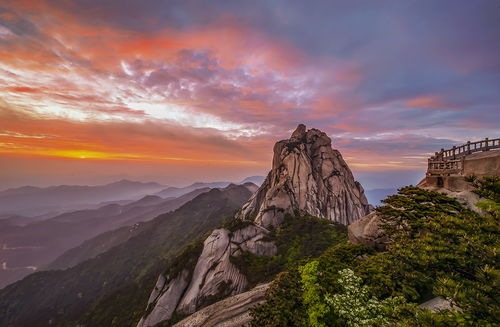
[173,283,270,327]
[176,225,275,315]
[348,211,388,250]
[138,125,370,327]
[138,271,190,327]
[137,225,276,327]
[238,124,370,227]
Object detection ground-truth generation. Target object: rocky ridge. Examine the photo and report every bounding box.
[137,125,371,327]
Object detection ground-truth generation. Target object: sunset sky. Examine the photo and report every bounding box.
[1,1,499,189]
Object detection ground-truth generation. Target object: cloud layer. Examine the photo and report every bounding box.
[0,0,499,188]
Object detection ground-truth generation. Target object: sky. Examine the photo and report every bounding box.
[0,0,499,190]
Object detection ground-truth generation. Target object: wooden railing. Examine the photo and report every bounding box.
[427,137,500,175]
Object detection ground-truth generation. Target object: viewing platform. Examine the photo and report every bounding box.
[421,138,500,191]
[427,138,500,177]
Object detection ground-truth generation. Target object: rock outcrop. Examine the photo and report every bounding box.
[138,125,370,327]
[137,225,275,327]
[176,224,275,315]
[419,297,460,312]
[348,211,388,250]
[238,124,370,227]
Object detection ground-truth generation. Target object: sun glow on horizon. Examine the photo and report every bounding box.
[0,0,497,188]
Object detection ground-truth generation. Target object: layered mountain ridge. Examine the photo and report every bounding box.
[0,184,256,327]
[138,124,370,326]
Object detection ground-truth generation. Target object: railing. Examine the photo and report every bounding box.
[427,159,463,175]
[427,137,500,175]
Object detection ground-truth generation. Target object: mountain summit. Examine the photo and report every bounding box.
[238,124,370,226]
[138,125,371,327]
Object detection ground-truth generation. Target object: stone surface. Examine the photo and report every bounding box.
[348,211,388,250]
[173,283,270,327]
[462,150,500,178]
[177,228,245,314]
[176,224,276,314]
[419,296,460,312]
[139,225,276,326]
[146,274,167,305]
[137,270,190,327]
[237,124,371,227]
[417,180,483,214]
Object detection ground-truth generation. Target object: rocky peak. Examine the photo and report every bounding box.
[237,124,371,227]
[137,124,371,327]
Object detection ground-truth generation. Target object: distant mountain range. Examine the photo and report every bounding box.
[153,177,265,198]
[0,180,167,217]
[0,183,255,327]
[0,177,266,218]
[0,177,263,288]
[0,188,208,288]
[239,176,266,185]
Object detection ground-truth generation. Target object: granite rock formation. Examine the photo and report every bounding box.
[238,124,370,227]
[138,125,370,327]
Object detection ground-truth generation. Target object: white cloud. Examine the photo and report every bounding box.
[0,25,14,39]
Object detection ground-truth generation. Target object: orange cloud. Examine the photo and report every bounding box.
[405,96,458,111]
[4,86,44,93]
[0,106,270,167]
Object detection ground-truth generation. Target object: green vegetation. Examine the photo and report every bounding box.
[252,181,500,326]
[467,175,500,217]
[230,213,347,287]
[300,265,408,327]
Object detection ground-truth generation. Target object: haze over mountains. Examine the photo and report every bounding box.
[0,183,256,327]
[0,180,166,217]
[0,178,261,288]
[0,172,390,289]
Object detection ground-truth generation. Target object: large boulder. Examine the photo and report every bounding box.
[419,297,460,312]
[348,211,388,250]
